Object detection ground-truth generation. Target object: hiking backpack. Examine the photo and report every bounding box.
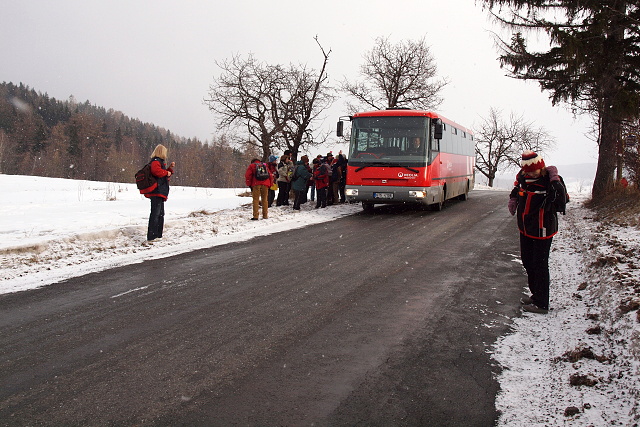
[255,162,270,180]
[559,175,570,204]
[135,163,157,194]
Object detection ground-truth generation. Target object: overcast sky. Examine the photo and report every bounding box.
[1,0,598,166]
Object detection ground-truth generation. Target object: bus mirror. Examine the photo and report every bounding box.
[434,120,443,140]
[337,121,344,137]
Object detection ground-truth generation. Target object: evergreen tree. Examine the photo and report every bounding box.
[482,0,640,197]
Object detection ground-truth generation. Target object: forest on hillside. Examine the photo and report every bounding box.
[0,82,257,187]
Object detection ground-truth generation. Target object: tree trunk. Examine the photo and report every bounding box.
[592,116,618,199]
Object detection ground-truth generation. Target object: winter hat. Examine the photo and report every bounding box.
[268,155,278,163]
[520,150,545,172]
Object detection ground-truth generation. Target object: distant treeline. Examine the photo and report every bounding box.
[0,81,257,187]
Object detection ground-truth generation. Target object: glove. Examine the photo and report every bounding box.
[508,197,517,216]
[547,165,560,182]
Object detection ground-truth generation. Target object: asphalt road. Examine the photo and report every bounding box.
[0,190,526,426]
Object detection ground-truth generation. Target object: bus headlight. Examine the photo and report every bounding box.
[409,191,426,198]
[346,189,358,196]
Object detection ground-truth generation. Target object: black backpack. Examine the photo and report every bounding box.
[559,175,570,204]
[255,162,270,180]
[135,163,157,194]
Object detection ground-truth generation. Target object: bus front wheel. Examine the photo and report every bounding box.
[432,187,445,211]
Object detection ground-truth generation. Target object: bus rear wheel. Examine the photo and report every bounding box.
[458,182,469,201]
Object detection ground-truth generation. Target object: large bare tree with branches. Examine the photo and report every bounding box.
[278,37,335,159]
[341,36,448,112]
[205,54,286,160]
[475,108,554,187]
[205,38,334,160]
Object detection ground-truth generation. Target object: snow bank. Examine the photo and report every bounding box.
[493,192,640,425]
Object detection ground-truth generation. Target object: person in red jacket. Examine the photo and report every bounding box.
[245,158,273,220]
[508,150,565,314]
[145,144,175,242]
[313,157,330,208]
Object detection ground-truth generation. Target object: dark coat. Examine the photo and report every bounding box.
[291,161,312,191]
[509,171,566,239]
[145,157,173,200]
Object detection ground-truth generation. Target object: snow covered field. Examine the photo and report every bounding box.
[1,174,638,425]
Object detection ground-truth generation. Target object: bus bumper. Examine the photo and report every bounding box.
[345,185,442,206]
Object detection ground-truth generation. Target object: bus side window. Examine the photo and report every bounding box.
[431,138,439,152]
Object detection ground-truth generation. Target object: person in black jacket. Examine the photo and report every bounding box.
[508,150,566,314]
[145,144,175,243]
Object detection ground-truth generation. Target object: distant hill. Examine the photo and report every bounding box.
[481,163,597,190]
[0,81,254,187]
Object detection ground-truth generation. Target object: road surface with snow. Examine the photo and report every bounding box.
[0,190,524,425]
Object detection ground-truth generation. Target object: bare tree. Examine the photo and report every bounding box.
[475,108,554,187]
[278,37,335,159]
[205,54,288,160]
[341,36,448,112]
[206,38,335,160]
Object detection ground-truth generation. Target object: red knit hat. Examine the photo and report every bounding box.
[520,150,545,172]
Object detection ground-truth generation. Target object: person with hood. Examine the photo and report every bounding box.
[508,150,566,314]
[145,144,175,243]
[291,155,312,211]
[245,158,273,220]
[313,157,330,209]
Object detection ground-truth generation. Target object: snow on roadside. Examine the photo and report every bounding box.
[0,174,359,294]
[493,192,640,426]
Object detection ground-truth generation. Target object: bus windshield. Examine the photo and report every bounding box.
[348,116,429,165]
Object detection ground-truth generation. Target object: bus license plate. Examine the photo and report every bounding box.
[373,192,394,199]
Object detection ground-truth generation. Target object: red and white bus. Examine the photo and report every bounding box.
[336,109,475,211]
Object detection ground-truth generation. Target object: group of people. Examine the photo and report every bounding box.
[142,144,565,317]
[244,150,348,221]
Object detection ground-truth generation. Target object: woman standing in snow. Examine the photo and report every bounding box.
[508,150,566,314]
[145,144,175,243]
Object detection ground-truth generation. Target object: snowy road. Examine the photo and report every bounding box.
[0,191,526,425]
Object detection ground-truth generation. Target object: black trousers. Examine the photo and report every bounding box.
[268,188,275,207]
[276,181,290,205]
[147,196,165,240]
[315,187,327,208]
[293,190,305,210]
[520,234,553,309]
